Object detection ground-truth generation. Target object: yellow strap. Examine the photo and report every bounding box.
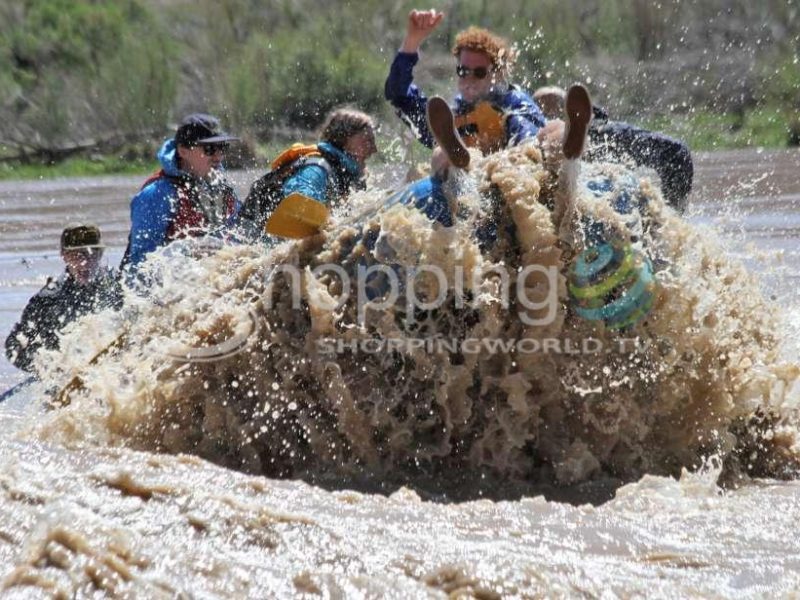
[265,192,330,238]
[454,101,506,154]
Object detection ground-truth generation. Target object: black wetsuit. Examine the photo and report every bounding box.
[587,106,694,213]
[4,270,123,373]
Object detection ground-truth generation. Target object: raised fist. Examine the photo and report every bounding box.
[401,9,445,53]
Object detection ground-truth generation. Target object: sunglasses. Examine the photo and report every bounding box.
[456,65,494,80]
[63,247,104,259]
[199,144,229,156]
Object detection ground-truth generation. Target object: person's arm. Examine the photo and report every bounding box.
[504,90,547,146]
[389,175,453,227]
[5,319,36,372]
[384,9,445,149]
[4,287,59,372]
[589,121,693,212]
[127,180,176,267]
[384,52,435,149]
[282,163,331,204]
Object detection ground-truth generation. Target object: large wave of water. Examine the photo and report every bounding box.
[22,143,800,500]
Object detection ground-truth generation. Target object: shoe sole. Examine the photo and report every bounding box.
[563,84,592,160]
[427,96,471,169]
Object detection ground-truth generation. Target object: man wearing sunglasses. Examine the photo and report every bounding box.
[122,113,241,271]
[5,225,123,373]
[384,9,545,156]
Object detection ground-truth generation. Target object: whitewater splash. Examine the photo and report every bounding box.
[26,143,800,494]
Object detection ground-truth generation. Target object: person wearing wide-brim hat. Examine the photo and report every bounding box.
[5,224,123,373]
[122,113,242,271]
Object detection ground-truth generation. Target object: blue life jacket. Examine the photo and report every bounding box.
[384,175,453,227]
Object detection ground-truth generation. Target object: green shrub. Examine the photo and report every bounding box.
[0,0,176,156]
[262,28,387,129]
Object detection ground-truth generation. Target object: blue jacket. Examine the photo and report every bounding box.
[124,139,241,268]
[282,142,364,206]
[384,51,545,149]
[384,175,452,227]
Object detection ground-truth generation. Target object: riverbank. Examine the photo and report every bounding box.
[641,106,800,152]
[0,157,156,181]
[2,108,797,182]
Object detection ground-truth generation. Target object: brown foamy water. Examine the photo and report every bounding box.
[1,147,799,596]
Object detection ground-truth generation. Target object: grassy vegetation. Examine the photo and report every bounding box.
[0,0,797,180]
[0,157,155,181]
[641,107,798,152]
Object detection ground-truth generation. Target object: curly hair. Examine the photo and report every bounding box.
[452,27,516,70]
[319,108,375,150]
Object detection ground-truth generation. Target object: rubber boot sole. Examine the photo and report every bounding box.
[427,96,471,169]
[563,84,592,160]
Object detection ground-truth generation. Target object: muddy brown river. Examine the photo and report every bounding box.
[0,147,799,597]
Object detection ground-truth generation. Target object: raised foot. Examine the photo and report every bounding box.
[563,84,592,160]
[427,96,470,169]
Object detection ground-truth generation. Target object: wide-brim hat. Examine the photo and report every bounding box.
[175,113,240,147]
[61,224,105,250]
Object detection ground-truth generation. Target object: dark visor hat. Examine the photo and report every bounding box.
[61,224,105,250]
[175,113,240,147]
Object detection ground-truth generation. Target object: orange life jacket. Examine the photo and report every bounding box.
[454,102,507,154]
[269,143,322,170]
